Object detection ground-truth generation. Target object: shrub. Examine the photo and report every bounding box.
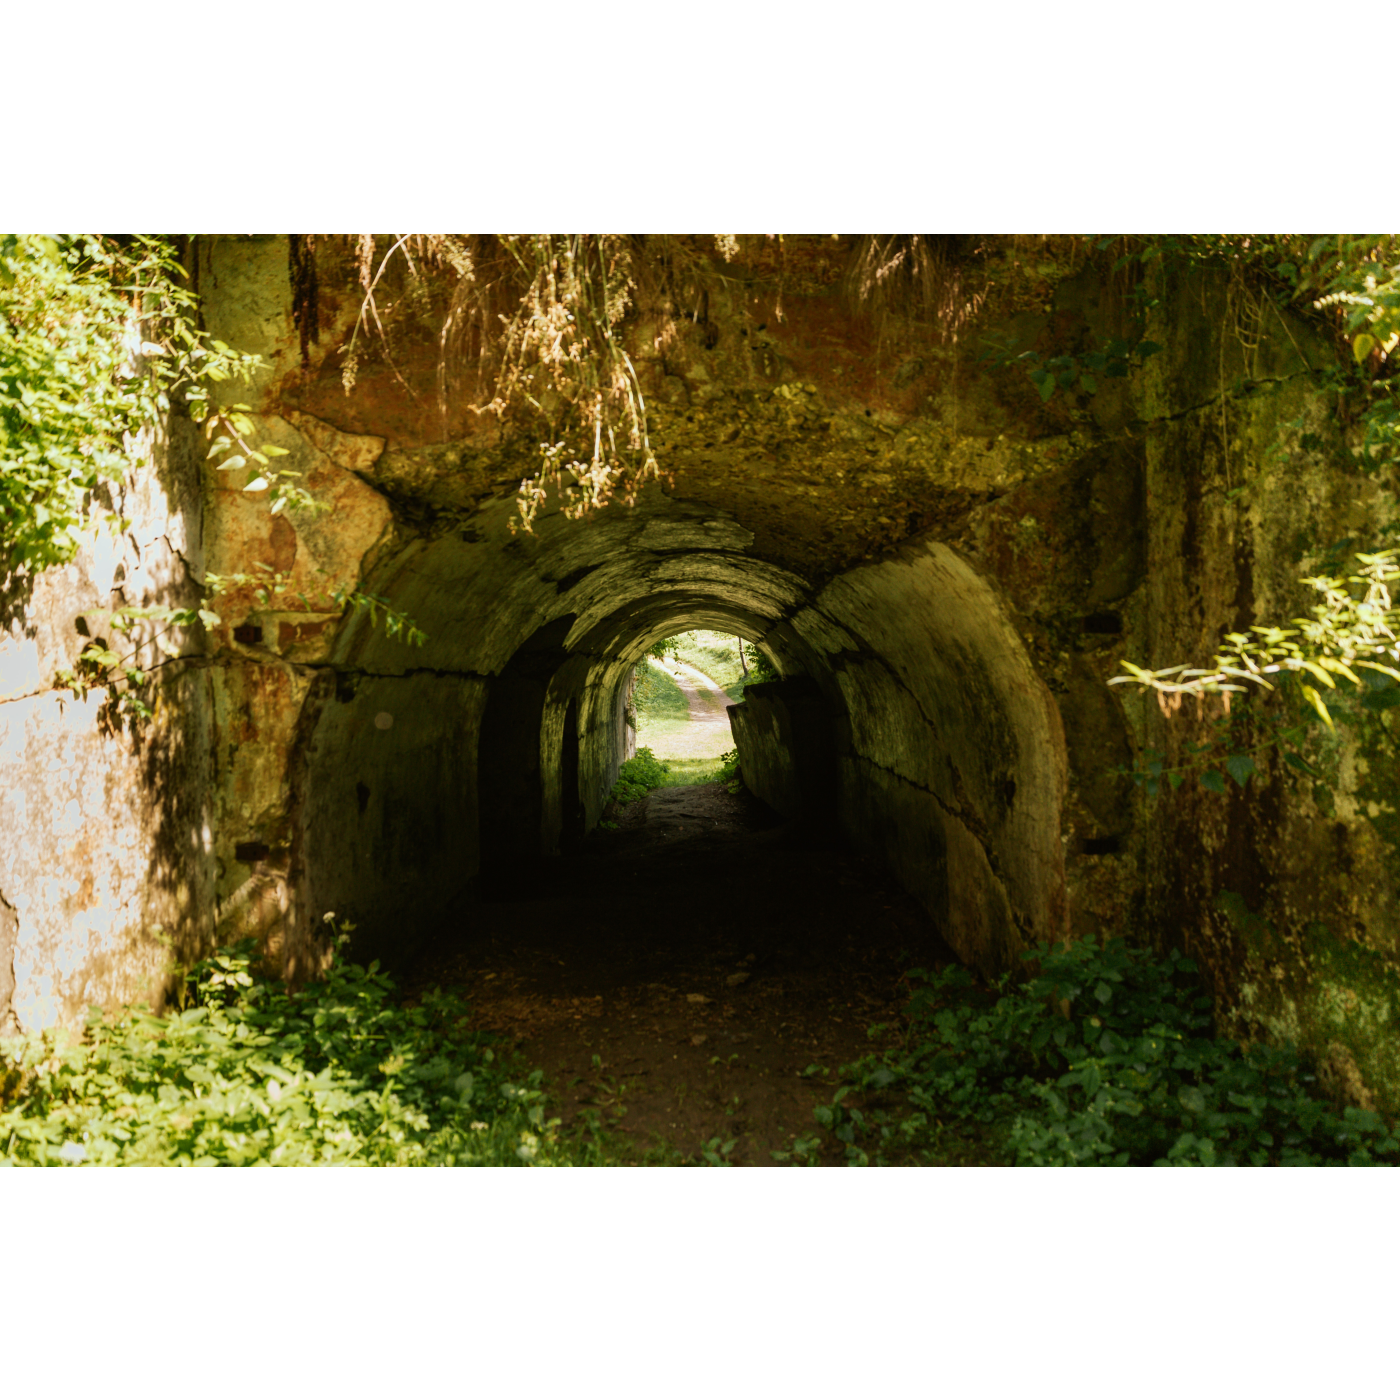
[717,747,743,793]
[608,746,670,805]
[0,931,576,1167]
[814,936,1400,1166]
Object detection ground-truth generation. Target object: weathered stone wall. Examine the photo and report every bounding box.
[0,414,217,1029]
[727,682,806,822]
[4,234,1398,1117]
[1133,265,1400,1111]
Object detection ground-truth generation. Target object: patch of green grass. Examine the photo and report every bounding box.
[808,936,1400,1167]
[655,756,726,786]
[633,659,689,722]
[0,933,623,1167]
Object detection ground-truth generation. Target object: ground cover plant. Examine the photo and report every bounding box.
[607,747,671,805]
[809,936,1400,1166]
[0,930,615,1167]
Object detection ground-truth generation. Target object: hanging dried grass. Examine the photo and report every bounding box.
[846,235,987,340]
[337,234,660,532]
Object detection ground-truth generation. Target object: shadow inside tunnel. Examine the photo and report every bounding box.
[404,779,961,1164]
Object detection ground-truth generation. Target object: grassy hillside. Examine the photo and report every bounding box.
[633,660,693,755]
[671,630,770,700]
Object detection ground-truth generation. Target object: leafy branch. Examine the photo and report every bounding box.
[331,588,427,648]
[54,602,220,721]
[990,334,1162,403]
[198,398,314,516]
[1112,710,1321,799]
[1111,550,1400,732]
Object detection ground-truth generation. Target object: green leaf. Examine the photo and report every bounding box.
[1200,770,1227,795]
[1301,684,1334,730]
[1224,753,1256,788]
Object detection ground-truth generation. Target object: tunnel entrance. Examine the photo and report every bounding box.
[307,495,1068,1025]
[630,629,754,781]
[299,497,1071,1157]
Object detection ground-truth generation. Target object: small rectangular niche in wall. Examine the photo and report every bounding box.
[1080,612,1123,635]
[1081,836,1122,856]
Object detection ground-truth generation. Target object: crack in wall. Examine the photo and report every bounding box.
[0,888,18,1036]
[849,749,1036,946]
[1142,369,1316,428]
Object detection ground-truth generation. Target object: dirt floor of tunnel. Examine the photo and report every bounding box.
[403,783,960,1165]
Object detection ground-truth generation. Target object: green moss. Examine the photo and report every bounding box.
[1222,905,1400,1118]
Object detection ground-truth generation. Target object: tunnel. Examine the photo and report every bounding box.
[298,485,1068,978]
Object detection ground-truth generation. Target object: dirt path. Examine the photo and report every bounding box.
[638,661,740,761]
[666,659,737,723]
[404,783,958,1165]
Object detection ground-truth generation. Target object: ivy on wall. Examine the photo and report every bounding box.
[0,235,282,575]
[1,235,424,720]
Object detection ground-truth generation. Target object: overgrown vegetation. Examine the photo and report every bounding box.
[669,629,774,701]
[0,235,273,576]
[607,747,670,806]
[807,936,1400,1166]
[1111,548,1399,795]
[0,930,605,1167]
[1114,549,1399,732]
[0,234,424,718]
[716,747,743,794]
[632,657,689,725]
